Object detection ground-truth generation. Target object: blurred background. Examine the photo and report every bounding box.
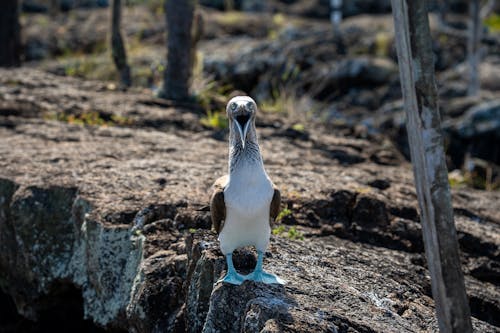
[1,0,499,188]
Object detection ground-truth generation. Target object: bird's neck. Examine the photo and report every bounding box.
[228,126,262,174]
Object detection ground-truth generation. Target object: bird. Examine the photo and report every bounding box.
[210,95,284,285]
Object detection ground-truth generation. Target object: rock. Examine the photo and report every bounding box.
[309,190,357,226]
[23,6,164,61]
[198,0,228,11]
[127,220,187,333]
[0,68,499,332]
[335,57,397,85]
[371,93,500,171]
[440,96,483,118]
[272,0,392,19]
[440,56,500,93]
[448,100,500,139]
[241,0,266,12]
[352,195,389,228]
[479,58,500,91]
[185,230,498,333]
[203,282,291,333]
[273,126,310,141]
[1,184,78,318]
[21,1,48,13]
[307,56,398,101]
[367,179,391,190]
[203,31,398,103]
[203,36,284,95]
[443,99,500,167]
[22,1,109,13]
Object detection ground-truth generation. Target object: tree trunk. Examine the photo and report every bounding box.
[0,0,21,67]
[467,0,480,96]
[49,0,59,17]
[111,0,131,88]
[161,0,195,101]
[390,1,473,333]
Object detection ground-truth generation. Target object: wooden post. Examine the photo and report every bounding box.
[467,0,481,96]
[110,0,131,88]
[161,0,195,101]
[390,1,473,332]
[0,0,21,67]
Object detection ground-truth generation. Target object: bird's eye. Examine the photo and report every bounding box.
[247,102,254,111]
[230,102,237,111]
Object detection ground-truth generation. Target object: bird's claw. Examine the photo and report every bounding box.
[244,269,285,285]
[216,271,245,285]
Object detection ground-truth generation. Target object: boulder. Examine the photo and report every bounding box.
[443,99,500,167]
[202,30,398,103]
[305,56,398,101]
[271,0,392,19]
[0,68,499,332]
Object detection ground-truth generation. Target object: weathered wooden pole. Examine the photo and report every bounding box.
[110,0,131,88]
[390,1,473,332]
[160,0,195,101]
[0,0,21,67]
[467,0,481,96]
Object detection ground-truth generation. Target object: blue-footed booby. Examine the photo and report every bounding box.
[210,96,284,285]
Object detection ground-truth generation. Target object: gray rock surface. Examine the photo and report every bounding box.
[0,68,499,332]
[19,5,500,179]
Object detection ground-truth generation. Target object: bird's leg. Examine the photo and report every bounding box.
[245,251,285,284]
[217,253,245,285]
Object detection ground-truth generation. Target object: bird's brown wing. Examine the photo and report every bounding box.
[269,186,281,227]
[210,175,228,234]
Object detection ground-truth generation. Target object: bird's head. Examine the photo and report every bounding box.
[226,96,257,149]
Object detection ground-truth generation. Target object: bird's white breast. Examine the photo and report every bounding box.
[219,161,274,254]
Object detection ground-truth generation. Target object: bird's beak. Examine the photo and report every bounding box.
[235,116,251,149]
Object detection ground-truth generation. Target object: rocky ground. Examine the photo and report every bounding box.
[0,68,499,332]
[20,4,500,181]
[1,1,500,332]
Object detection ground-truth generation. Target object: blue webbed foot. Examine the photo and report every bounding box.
[244,250,285,284]
[244,269,285,285]
[217,270,245,285]
[217,252,245,285]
